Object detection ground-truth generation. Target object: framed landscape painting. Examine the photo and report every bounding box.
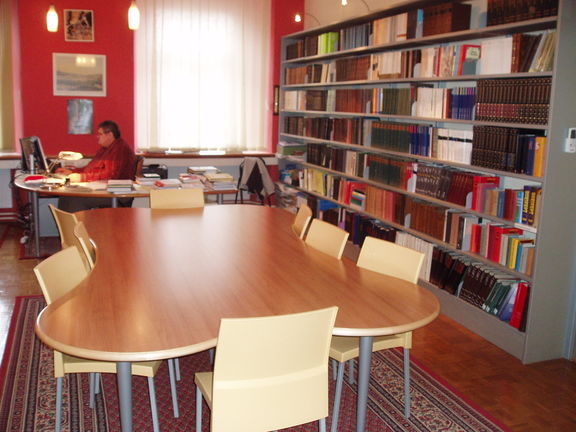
[53,53,106,97]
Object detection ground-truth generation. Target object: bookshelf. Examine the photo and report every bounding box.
[278,0,576,363]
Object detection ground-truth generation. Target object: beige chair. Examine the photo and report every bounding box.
[329,237,424,431]
[304,219,349,259]
[195,307,338,432]
[49,204,79,249]
[149,188,205,209]
[34,246,179,432]
[73,221,97,270]
[292,203,313,239]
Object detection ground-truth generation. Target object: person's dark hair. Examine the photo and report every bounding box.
[98,120,121,139]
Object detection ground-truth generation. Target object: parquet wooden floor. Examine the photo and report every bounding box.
[1,223,575,431]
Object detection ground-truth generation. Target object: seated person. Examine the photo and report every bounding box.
[57,120,136,212]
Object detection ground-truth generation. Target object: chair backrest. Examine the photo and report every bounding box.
[212,306,338,432]
[357,236,425,283]
[292,204,313,239]
[49,204,79,249]
[73,221,97,270]
[304,219,349,259]
[134,155,145,180]
[33,246,89,304]
[149,188,205,209]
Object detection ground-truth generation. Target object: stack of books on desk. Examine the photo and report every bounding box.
[135,176,157,188]
[179,173,204,189]
[204,172,236,190]
[107,179,133,193]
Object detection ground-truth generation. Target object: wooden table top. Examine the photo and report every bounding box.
[35,206,440,362]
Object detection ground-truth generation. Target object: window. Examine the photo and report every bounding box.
[135,0,271,152]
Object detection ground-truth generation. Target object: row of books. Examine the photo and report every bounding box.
[285,30,554,86]
[475,77,551,125]
[293,167,539,258]
[415,86,476,120]
[481,31,556,75]
[443,212,535,272]
[486,0,558,26]
[285,2,474,60]
[430,248,530,330]
[471,126,546,176]
[283,116,546,177]
[300,144,542,227]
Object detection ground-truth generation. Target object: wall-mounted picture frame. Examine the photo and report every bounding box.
[67,99,93,134]
[64,9,94,42]
[53,53,106,97]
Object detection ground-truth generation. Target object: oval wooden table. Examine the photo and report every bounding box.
[35,205,440,432]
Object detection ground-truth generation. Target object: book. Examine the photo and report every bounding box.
[509,282,530,329]
[107,179,133,193]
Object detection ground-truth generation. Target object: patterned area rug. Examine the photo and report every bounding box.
[0,297,510,432]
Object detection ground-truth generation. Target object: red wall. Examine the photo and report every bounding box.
[18,0,134,157]
[18,0,301,157]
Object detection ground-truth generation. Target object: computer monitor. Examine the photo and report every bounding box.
[19,136,49,173]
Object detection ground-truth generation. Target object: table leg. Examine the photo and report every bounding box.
[117,362,133,432]
[30,191,40,258]
[112,197,118,208]
[357,336,373,432]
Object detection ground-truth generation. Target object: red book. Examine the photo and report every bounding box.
[488,225,523,262]
[510,282,530,329]
[469,223,482,253]
[472,175,500,211]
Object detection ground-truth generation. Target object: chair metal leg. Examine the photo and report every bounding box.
[330,361,345,432]
[168,359,180,417]
[319,417,327,432]
[89,373,96,408]
[55,377,63,432]
[404,348,411,418]
[95,372,101,394]
[209,348,215,365]
[147,377,160,432]
[195,385,203,432]
[175,357,181,381]
[331,359,337,381]
[347,359,354,385]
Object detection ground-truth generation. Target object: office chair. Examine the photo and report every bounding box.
[49,204,79,249]
[195,307,338,432]
[149,188,205,209]
[329,236,424,431]
[292,203,313,239]
[304,219,349,259]
[34,246,179,432]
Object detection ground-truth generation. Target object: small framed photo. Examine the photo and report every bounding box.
[64,9,94,42]
[67,99,93,134]
[53,53,106,97]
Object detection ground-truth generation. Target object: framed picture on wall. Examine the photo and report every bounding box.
[53,53,106,97]
[64,9,94,42]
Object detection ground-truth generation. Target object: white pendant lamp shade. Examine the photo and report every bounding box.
[128,1,140,30]
[46,4,58,32]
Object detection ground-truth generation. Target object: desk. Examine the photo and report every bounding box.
[34,206,440,432]
[13,174,236,257]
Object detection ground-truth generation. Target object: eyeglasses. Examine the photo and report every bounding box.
[96,130,111,137]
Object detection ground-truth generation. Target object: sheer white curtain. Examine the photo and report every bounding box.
[135,0,271,151]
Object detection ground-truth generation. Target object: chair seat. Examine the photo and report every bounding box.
[195,372,213,408]
[329,333,412,363]
[61,354,162,378]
